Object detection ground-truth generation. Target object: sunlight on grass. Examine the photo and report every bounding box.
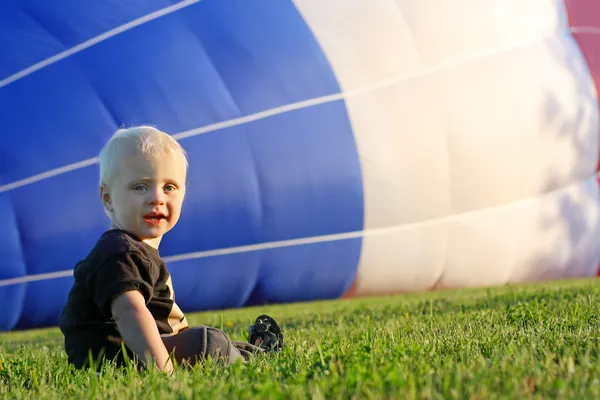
[1,278,600,399]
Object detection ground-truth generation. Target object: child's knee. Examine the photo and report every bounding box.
[202,326,246,365]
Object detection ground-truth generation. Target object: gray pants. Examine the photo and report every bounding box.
[161,326,265,367]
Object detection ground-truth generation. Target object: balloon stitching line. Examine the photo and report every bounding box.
[1,170,598,288]
[0,0,202,88]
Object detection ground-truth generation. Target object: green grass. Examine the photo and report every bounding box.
[2,278,600,399]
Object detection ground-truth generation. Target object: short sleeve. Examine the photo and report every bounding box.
[87,251,155,318]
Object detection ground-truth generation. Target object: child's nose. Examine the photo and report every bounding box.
[149,188,166,204]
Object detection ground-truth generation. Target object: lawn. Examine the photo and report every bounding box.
[1,278,600,399]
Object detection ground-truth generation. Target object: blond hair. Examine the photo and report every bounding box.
[98,125,188,189]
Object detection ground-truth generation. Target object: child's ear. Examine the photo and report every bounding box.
[100,186,114,212]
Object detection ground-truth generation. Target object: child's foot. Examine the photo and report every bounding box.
[248,314,284,352]
[232,314,284,360]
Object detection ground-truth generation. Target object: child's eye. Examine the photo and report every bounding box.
[133,184,147,191]
[164,184,177,192]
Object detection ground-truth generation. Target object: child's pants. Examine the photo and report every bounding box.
[161,325,263,366]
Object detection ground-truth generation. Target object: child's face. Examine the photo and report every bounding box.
[101,147,187,248]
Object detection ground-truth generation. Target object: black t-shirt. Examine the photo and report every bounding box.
[59,229,189,369]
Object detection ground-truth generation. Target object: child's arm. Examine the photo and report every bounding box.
[111,290,174,374]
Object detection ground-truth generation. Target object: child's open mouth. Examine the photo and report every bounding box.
[143,212,166,224]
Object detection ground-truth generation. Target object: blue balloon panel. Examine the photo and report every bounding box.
[177,0,342,114]
[0,0,364,331]
[167,252,263,312]
[0,190,26,331]
[244,237,362,306]
[8,166,107,329]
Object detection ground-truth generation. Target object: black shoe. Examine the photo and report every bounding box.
[248,314,284,352]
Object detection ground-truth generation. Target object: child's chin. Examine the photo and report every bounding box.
[144,228,166,237]
[134,226,166,239]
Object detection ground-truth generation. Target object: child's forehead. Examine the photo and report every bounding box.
[120,141,184,162]
[117,148,186,176]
